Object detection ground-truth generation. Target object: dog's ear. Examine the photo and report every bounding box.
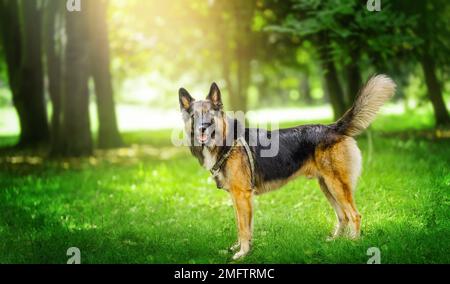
[206,82,223,110]
[179,88,194,111]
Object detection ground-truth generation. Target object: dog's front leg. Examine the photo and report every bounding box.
[230,187,253,260]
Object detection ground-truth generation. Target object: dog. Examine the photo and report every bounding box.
[178,75,396,260]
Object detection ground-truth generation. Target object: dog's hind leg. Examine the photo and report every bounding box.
[346,195,361,239]
[322,175,361,239]
[229,242,240,252]
[318,177,349,240]
[317,138,362,239]
[342,139,362,239]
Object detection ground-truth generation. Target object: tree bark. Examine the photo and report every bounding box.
[299,73,313,104]
[44,0,64,154]
[345,48,363,106]
[420,53,450,127]
[0,0,24,139]
[232,0,255,113]
[87,0,123,148]
[222,54,236,111]
[235,55,250,113]
[317,34,347,119]
[0,0,49,147]
[20,0,50,145]
[214,0,255,113]
[58,8,93,156]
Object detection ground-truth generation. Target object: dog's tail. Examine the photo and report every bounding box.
[334,74,396,137]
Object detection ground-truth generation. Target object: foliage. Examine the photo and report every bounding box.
[266,0,420,67]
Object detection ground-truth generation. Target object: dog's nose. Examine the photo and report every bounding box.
[199,126,207,133]
[199,123,211,133]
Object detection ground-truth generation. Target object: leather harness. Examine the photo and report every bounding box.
[210,136,256,190]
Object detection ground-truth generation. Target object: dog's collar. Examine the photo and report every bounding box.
[210,136,256,189]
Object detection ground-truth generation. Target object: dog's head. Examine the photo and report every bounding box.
[179,83,226,148]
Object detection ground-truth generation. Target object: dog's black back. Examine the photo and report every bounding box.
[232,118,341,183]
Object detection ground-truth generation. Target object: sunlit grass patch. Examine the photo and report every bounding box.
[0,111,449,263]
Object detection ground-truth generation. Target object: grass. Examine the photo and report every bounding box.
[0,111,449,264]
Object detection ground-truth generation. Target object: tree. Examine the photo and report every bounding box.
[46,0,123,156]
[341,36,363,105]
[212,0,258,113]
[56,7,93,156]
[317,32,347,117]
[44,0,65,154]
[87,0,123,148]
[421,52,450,126]
[414,1,450,126]
[267,0,350,118]
[265,0,422,118]
[0,0,49,147]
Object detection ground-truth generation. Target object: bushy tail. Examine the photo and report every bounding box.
[334,74,396,137]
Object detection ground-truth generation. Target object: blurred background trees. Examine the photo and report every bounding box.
[1,0,122,155]
[397,0,450,126]
[0,0,449,156]
[0,0,49,147]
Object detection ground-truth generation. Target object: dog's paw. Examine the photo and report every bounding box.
[347,232,361,240]
[232,250,248,260]
[229,242,240,252]
[326,235,337,242]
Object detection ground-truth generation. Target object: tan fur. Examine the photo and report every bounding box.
[224,134,363,259]
[314,137,362,238]
[224,148,254,259]
[339,74,396,136]
[184,76,394,259]
[180,96,191,110]
[255,137,361,239]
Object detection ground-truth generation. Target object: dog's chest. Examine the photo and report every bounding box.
[202,148,228,190]
[202,148,216,170]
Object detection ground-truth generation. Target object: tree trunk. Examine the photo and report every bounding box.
[0,0,49,147]
[232,0,255,113]
[235,56,250,113]
[87,0,123,148]
[420,53,450,127]
[323,62,347,119]
[44,0,64,154]
[222,56,236,111]
[20,0,50,145]
[257,77,270,104]
[299,73,313,104]
[58,8,93,156]
[317,34,347,119]
[212,0,254,113]
[0,0,24,140]
[345,48,362,106]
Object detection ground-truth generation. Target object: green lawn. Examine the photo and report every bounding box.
[0,112,449,264]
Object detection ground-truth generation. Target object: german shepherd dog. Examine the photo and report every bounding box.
[179,75,396,260]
